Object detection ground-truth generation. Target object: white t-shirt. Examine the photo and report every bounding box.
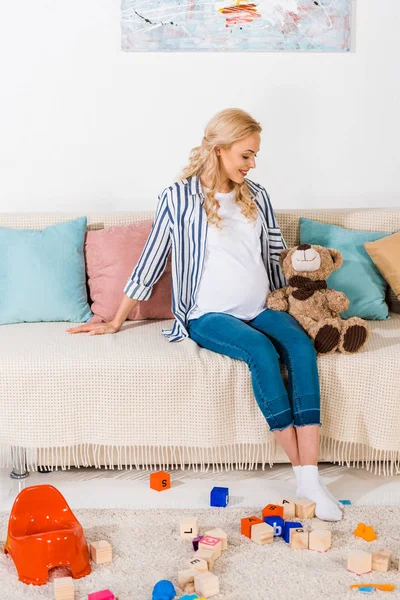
[188,185,270,321]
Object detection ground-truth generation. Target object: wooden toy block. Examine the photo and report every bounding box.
[54,576,74,600]
[150,470,170,492]
[354,522,377,542]
[348,550,372,575]
[262,503,284,520]
[283,521,303,544]
[180,516,199,540]
[263,516,285,537]
[204,528,228,550]
[295,498,316,519]
[194,572,220,597]
[309,529,331,552]
[309,518,330,531]
[372,547,392,572]
[89,540,112,564]
[88,591,115,600]
[241,516,263,538]
[178,568,198,592]
[250,522,274,545]
[276,498,296,520]
[198,535,222,559]
[192,535,204,551]
[195,548,215,570]
[210,486,229,507]
[185,556,208,573]
[289,528,309,550]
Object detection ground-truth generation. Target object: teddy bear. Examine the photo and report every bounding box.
[267,243,369,354]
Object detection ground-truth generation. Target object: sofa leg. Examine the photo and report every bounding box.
[10,447,29,479]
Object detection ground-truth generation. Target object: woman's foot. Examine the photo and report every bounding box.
[295,465,343,522]
[293,465,344,511]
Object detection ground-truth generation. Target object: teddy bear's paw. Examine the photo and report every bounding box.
[338,318,369,354]
[314,323,341,354]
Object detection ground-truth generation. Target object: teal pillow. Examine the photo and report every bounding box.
[0,216,93,324]
[299,217,391,320]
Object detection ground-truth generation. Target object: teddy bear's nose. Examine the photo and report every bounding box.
[297,244,311,251]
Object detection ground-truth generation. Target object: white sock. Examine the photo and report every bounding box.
[295,465,344,512]
[297,465,342,522]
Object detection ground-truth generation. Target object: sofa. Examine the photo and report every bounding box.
[1,207,399,478]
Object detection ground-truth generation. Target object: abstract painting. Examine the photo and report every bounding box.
[121,0,351,52]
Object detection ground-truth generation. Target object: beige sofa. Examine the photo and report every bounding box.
[1,208,399,478]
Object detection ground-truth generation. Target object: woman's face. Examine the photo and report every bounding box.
[216,132,260,185]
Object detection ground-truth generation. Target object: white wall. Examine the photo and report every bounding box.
[0,0,399,212]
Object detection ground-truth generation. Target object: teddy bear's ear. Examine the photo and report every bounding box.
[328,248,343,271]
[279,248,290,265]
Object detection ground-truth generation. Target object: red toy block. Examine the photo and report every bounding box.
[88,590,115,600]
[240,516,263,538]
[262,504,284,520]
[150,471,171,492]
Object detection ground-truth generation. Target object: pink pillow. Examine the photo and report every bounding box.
[85,222,173,323]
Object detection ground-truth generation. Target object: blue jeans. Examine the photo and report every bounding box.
[187,309,321,432]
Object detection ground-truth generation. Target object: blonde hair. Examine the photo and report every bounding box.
[179,108,261,230]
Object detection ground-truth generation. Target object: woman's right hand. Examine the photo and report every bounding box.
[66,321,120,335]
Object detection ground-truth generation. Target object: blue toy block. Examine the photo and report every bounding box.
[283,521,303,544]
[358,587,375,594]
[264,516,285,537]
[210,486,229,507]
[339,499,352,505]
[152,579,176,600]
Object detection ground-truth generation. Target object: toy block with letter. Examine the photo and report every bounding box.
[210,486,229,507]
[262,504,284,520]
[180,516,199,540]
[204,528,228,550]
[348,550,372,575]
[178,568,198,593]
[277,498,296,520]
[88,591,115,600]
[309,529,331,552]
[194,572,220,597]
[89,540,112,564]
[372,548,392,572]
[251,522,274,545]
[195,548,215,570]
[150,471,170,492]
[283,521,303,544]
[241,516,263,538]
[198,535,222,559]
[289,528,309,550]
[263,515,285,537]
[54,577,74,600]
[185,556,208,573]
[294,499,316,519]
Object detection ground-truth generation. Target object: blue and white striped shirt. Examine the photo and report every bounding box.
[124,174,288,342]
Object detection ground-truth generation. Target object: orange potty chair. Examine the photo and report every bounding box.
[4,484,91,586]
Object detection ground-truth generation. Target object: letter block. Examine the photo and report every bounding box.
[194,572,220,597]
[185,557,208,573]
[348,550,372,575]
[88,591,115,600]
[241,516,264,538]
[150,471,170,492]
[251,522,274,545]
[195,548,215,570]
[180,517,199,540]
[263,515,285,537]
[283,521,303,544]
[54,577,74,600]
[198,535,222,559]
[262,504,284,520]
[309,529,331,552]
[289,528,309,550]
[277,498,296,520]
[210,486,229,507]
[372,548,392,572]
[204,528,228,551]
[295,499,316,519]
[178,568,199,593]
[89,541,112,565]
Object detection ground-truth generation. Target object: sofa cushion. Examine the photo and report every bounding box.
[0,216,92,325]
[364,232,400,301]
[0,315,399,464]
[85,222,173,323]
[300,217,392,320]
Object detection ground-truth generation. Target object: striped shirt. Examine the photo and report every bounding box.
[124,174,288,342]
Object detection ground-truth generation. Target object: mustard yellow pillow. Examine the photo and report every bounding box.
[364,232,400,299]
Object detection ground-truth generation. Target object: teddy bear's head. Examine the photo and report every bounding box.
[279,244,343,281]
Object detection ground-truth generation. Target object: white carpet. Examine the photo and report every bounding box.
[1,506,400,600]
